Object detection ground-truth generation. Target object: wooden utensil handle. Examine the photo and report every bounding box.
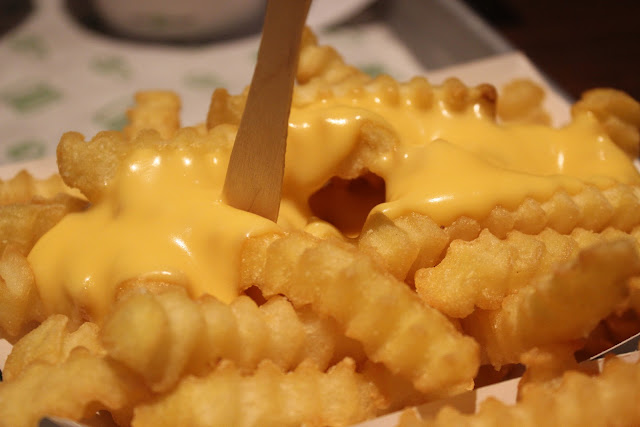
[223,0,311,222]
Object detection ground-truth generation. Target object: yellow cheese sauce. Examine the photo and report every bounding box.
[27,86,640,321]
[29,147,280,321]
[283,93,640,223]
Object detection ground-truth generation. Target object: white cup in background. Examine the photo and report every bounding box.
[92,0,266,41]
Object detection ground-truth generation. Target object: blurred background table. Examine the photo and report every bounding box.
[2,0,637,101]
[0,0,638,166]
[2,0,638,99]
[465,0,640,101]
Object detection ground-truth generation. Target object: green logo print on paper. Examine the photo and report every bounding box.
[9,34,49,59]
[1,82,62,113]
[183,72,224,90]
[6,139,47,162]
[90,55,132,80]
[359,63,388,78]
[93,97,132,131]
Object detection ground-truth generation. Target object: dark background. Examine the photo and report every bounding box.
[464,0,640,101]
[2,0,639,101]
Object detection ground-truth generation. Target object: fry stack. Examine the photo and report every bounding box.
[1,29,640,427]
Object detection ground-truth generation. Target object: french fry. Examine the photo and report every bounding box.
[0,244,45,341]
[463,240,640,367]
[245,231,480,396]
[132,358,384,427]
[0,349,150,427]
[3,314,103,381]
[398,355,640,426]
[102,287,365,393]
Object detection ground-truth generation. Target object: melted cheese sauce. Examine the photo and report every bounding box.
[27,86,640,321]
[29,147,279,321]
[283,94,640,224]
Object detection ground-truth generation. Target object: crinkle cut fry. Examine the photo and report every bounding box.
[3,314,103,381]
[397,355,640,427]
[0,314,147,427]
[209,30,497,137]
[0,193,87,257]
[0,244,46,342]
[496,79,551,125]
[0,170,87,256]
[572,88,640,158]
[58,90,181,202]
[0,348,151,427]
[415,226,640,318]
[359,182,640,282]
[132,358,385,427]
[57,123,236,203]
[206,27,364,129]
[57,130,139,202]
[462,239,640,367]
[0,170,81,204]
[243,231,480,396]
[101,288,365,393]
[123,90,181,140]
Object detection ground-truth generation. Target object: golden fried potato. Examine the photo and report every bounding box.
[124,90,181,140]
[497,79,551,125]
[132,358,384,427]
[358,212,449,282]
[404,355,640,426]
[416,229,557,318]
[0,193,87,256]
[358,184,640,288]
[3,314,103,381]
[415,227,640,319]
[0,244,45,342]
[463,240,640,367]
[207,87,246,128]
[102,287,364,393]
[572,88,640,158]
[0,349,150,427]
[0,170,81,204]
[57,124,236,202]
[517,345,586,398]
[244,231,480,396]
[0,171,87,256]
[296,27,363,86]
[441,78,497,117]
